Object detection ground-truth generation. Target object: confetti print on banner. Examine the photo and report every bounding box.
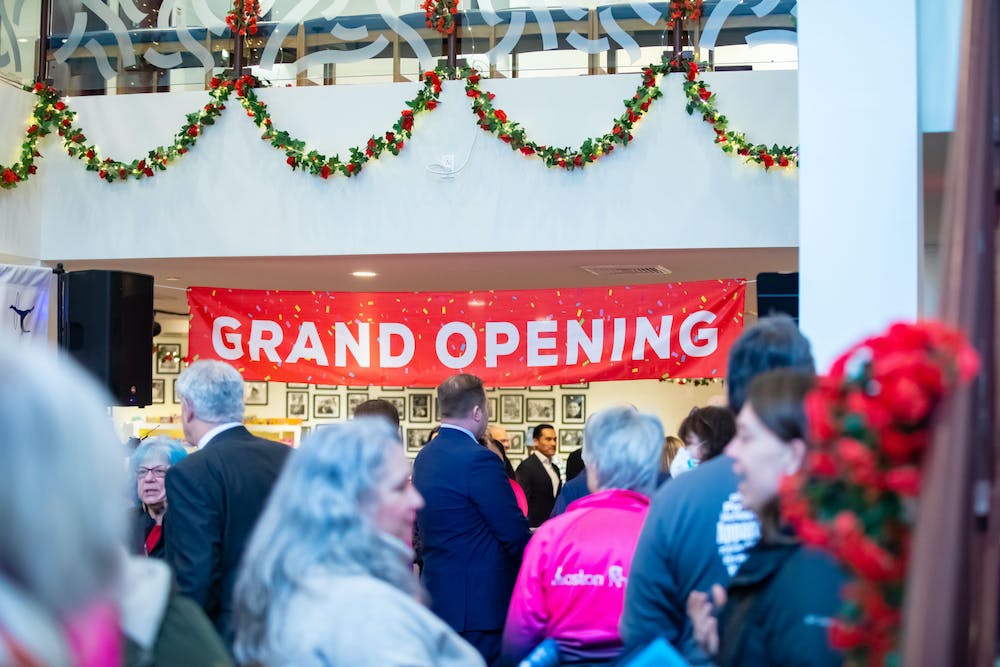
[186,280,747,386]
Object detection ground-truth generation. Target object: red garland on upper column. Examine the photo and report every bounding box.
[226,0,260,35]
[421,0,458,36]
[666,0,702,29]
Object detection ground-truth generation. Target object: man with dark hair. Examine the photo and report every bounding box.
[515,424,562,527]
[353,398,400,427]
[620,315,815,663]
[413,374,531,666]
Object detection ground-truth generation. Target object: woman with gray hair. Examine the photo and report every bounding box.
[0,345,125,666]
[128,436,188,558]
[233,417,485,667]
[502,405,664,666]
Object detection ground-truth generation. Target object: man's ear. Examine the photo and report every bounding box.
[787,438,807,474]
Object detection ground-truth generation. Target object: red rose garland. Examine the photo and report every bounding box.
[666,0,702,29]
[421,0,459,36]
[235,70,443,178]
[226,0,260,36]
[781,321,978,666]
[2,60,798,190]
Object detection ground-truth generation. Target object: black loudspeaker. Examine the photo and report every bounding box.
[63,270,154,406]
[756,272,799,323]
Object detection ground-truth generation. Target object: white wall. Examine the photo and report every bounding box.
[0,86,45,262]
[22,69,798,261]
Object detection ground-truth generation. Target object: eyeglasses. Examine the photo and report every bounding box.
[137,466,169,478]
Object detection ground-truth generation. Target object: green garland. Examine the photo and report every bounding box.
[465,58,797,171]
[235,70,443,178]
[2,61,796,191]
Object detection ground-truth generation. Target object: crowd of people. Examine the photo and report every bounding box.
[1,315,854,667]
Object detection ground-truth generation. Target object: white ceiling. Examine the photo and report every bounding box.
[47,247,797,317]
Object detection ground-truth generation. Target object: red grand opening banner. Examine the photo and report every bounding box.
[187,280,746,386]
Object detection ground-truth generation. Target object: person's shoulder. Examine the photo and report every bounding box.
[658,455,738,497]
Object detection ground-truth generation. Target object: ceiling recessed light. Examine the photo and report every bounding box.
[165,276,181,281]
[351,271,377,278]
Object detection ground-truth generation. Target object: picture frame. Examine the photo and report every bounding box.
[487,397,498,421]
[316,384,338,390]
[410,393,432,423]
[244,381,268,406]
[286,391,308,419]
[156,344,182,375]
[526,397,556,422]
[507,431,525,455]
[528,385,553,392]
[559,429,583,454]
[346,392,369,418]
[406,427,434,453]
[171,379,180,404]
[382,386,404,391]
[312,394,341,419]
[562,394,586,423]
[500,394,524,424]
[150,378,165,404]
[381,396,406,420]
[434,396,441,422]
[287,382,308,389]
[560,382,590,389]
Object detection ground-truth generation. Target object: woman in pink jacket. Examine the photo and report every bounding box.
[502,406,665,666]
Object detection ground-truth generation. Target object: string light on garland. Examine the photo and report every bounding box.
[665,0,703,29]
[659,377,724,386]
[421,0,458,36]
[1,60,797,190]
[234,69,444,178]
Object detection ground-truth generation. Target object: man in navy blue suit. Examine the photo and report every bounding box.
[413,374,532,666]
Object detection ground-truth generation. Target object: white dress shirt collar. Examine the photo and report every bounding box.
[197,422,242,450]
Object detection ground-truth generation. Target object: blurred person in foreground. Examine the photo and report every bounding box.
[0,346,124,666]
[621,315,815,662]
[233,418,484,667]
[164,361,291,647]
[413,374,531,666]
[502,406,664,666]
[687,370,843,666]
[670,406,736,479]
[128,437,188,558]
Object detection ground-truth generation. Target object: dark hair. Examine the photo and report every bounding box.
[677,406,736,461]
[436,374,486,419]
[727,315,815,414]
[532,424,555,440]
[353,399,400,427]
[745,369,814,444]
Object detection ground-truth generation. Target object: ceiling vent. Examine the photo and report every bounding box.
[579,264,672,277]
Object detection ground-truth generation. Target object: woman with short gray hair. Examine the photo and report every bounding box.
[503,406,664,665]
[233,417,485,667]
[128,436,188,558]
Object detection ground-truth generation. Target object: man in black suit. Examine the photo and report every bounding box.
[164,360,291,648]
[516,424,562,527]
[413,374,531,666]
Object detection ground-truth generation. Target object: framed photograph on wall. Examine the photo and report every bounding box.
[410,394,432,423]
[559,429,583,454]
[406,428,434,453]
[381,396,406,420]
[316,384,338,390]
[382,386,404,391]
[560,382,590,389]
[487,397,498,421]
[150,379,165,404]
[313,394,341,419]
[156,344,181,374]
[244,381,268,406]
[171,379,180,404]
[526,397,555,422]
[346,392,369,418]
[507,431,525,455]
[286,391,308,419]
[500,395,524,423]
[528,385,553,392]
[563,394,586,423]
[287,382,308,389]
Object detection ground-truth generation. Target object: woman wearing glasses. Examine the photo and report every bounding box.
[129,436,188,558]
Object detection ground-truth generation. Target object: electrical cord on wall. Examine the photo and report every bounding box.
[425,103,481,180]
